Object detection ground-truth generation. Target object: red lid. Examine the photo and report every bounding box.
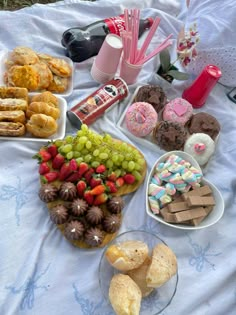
[147,17,154,28]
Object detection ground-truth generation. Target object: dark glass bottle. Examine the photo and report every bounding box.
[61,15,153,62]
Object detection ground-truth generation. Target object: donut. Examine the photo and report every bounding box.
[125,102,158,137]
[187,112,220,140]
[184,133,216,166]
[162,97,193,125]
[134,85,167,114]
[153,121,187,151]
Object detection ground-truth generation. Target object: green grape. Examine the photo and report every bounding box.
[54,139,64,147]
[137,158,145,167]
[132,170,142,181]
[93,149,100,157]
[78,136,87,144]
[118,154,124,162]
[91,161,100,168]
[122,161,128,169]
[112,155,118,163]
[120,169,126,176]
[106,160,113,168]
[120,142,128,151]
[114,169,122,177]
[81,124,88,132]
[76,157,84,164]
[75,143,84,151]
[65,135,73,143]
[77,130,84,137]
[134,163,141,171]
[85,141,92,149]
[103,133,112,143]
[73,151,81,158]
[99,152,108,160]
[127,161,135,171]
[66,151,74,160]
[84,154,92,163]
[125,154,133,161]
[61,144,73,153]
[81,148,89,155]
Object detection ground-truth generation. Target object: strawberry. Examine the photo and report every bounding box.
[90,184,106,195]
[83,168,95,183]
[52,153,65,169]
[123,173,136,185]
[59,159,78,181]
[90,175,103,188]
[84,190,94,206]
[105,180,118,193]
[76,180,87,198]
[47,143,58,158]
[93,193,108,206]
[33,149,52,163]
[38,162,50,175]
[95,164,106,174]
[69,158,78,172]
[65,171,81,183]
[115,177,125,187]
[40,171,59,184]
[78,162,89,178]
[107,171,117,182]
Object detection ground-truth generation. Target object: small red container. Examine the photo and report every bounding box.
[67,77,129,129]
[182,65,222,108]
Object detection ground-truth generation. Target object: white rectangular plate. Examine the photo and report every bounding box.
[0,93,67,143]
[0,50,74,97]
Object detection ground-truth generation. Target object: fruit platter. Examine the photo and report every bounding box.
[35,124,147,249]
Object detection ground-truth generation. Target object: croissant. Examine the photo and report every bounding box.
[26,113,57,138]
[26,101,60,120]
[30,91,59,108]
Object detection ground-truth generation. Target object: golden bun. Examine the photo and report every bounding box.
[26,101,60,120]
[30,91,59,108]
[26,113,57,138]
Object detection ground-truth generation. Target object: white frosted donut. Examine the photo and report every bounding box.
[162,98,193,125]
[184,133,215,166]
[125,102,158,137]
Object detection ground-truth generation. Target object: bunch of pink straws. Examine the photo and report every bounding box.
[121,8,173,66]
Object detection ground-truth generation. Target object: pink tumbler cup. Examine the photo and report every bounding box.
[182,65,222,108]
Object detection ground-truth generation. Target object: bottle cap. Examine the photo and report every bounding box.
[91,34,123,84]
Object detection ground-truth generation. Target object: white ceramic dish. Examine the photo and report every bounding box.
[99,230,178,315]
[0,50,74,97]
[146,151,224,230]
[0,93,67,143]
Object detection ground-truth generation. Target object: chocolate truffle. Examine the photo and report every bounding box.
[50,204,69,225]
[71,198,88,216]
[86,206,104,225]
[59,182,77,201]
[107,196,124,214]
[187,112,220,140]
[39,184,58,203]
[64,220,84,241]
[134,85,167,114]
[103,214,121,233]
[84,227,104,247]
[153,121,187,151]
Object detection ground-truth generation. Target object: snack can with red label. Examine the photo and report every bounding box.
[67,77,129,129]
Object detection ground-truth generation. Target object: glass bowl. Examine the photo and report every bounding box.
[98,230,178,315]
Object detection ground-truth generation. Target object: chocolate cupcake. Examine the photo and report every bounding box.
[153,121,187,151]
[84,227,104,247]
[64,220,85,241]
[134,85,167,114]
[103,214,121,233]
[107,196,124,214]
[86,206,104,225]
[49,204,69,225]
[71,198,88,216]
[187,112,220,140]
[59,182,77,201]
[39,184,58,203]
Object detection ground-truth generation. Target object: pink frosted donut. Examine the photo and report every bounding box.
[162,98,193,125]
[125,102,158,137]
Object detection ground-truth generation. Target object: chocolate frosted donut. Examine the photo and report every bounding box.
[59,182,77,201]
[187,112,220,140]
[50,204,69,225]
[107,196,124,214]
[84,227,104,247]
[64,220,85,241]
[86,206,104,225]
[39,183,58,203]
[153,121,187,151]
[71,198,88,216]
[134,85,167,114]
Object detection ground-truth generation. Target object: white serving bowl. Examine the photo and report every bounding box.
[146,151,224,230]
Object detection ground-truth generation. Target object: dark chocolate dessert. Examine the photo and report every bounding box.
[134,85,167,114]
[64,220,84,241]
[39,183,58,203]
[84,227,104,247]
[59,182,77,201]
[153,121,187,151]
[107,196,124,214]
[103,214,121,233]
[71,198,88,216]
[86,206,104,225]
[49,204,69,225]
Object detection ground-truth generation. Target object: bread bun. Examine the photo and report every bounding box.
[146,243,177,288]
[26,113,57,138]
[0,98,27,111]
[105,240,149,271]
[0,110,25,123]
[109,274,142,315]
[0,121,25,136]
[26,101,60,120]
[30,91,59,108]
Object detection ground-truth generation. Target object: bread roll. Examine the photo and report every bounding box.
[0,87,28,101]
[26,113,57,138]
[105,240,149,271]
[127,256,154,297]
[0,98,28,111]
[109,274,141,315]
[0,110,25,123]
[146,243,177,288]
[0,121,25,136]
[26,102,60,120]
[30,91,59,108]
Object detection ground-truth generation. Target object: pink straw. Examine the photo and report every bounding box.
[129,9,140,63]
